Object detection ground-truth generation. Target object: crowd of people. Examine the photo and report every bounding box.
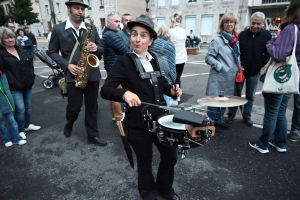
[0,0,299,199]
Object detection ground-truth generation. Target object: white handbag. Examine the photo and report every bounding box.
[262,24,300,94]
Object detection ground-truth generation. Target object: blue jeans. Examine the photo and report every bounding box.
[0,112,23,144]
[228,73,260,119]
[291,82,300,131]
[257,93,291,149]
[207,106,225,124]
[11,88,32,132]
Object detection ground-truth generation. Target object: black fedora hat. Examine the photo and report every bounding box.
[127,15,157,39]
[65,0,88,8]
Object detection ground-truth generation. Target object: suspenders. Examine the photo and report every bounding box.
[125,52,165,104]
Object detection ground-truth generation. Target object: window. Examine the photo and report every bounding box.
[203,0,214,2]
[185,16,196,35]
[171,0,179,5]
[158,0,166,6]
[262,0,289,3]
[4,4,11,14]
[187,0,197,2]
[99,0,104,9]
[56,3,60,13]
[45,5,49,14]
[157,18,166,27]
[201,15,214,35]
[87,0,91,7]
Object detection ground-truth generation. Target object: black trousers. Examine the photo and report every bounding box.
[66,81,99,138]
[176,63,185,87]
[127,125,177,200]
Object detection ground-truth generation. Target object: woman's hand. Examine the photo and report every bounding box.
[170,84,182,97]
[123,91,141,107]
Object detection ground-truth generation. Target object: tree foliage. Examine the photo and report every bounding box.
[9,0,40,25]
[0,5,10,26]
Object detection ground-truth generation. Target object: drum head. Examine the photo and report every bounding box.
[158,115,186,130]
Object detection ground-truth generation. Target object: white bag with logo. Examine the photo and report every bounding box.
[262,25,300,94]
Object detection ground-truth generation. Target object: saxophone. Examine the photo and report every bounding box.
[74,15,100,88]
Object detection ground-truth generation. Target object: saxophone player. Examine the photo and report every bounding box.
[48,0,107,146]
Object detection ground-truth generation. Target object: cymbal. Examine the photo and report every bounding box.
[197,96,248,107]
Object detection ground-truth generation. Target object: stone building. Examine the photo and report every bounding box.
[148,0,289,43]
[38,0,148,35]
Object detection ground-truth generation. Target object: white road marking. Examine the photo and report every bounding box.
[181,73,209,77]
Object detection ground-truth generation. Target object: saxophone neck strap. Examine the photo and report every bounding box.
[71,28,83,47]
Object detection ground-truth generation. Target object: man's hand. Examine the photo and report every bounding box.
[170,84,182,97]
[86,42,98,52]
[68,64,81,75]
[123,91,141,107]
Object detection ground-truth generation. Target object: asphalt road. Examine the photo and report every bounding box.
[0,38,299,200]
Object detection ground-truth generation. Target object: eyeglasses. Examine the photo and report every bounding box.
[8,26,15,29]
[224,21,235,25]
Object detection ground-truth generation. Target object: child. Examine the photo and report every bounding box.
[0,71,26,147]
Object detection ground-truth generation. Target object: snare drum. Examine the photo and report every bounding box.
[157,115,189,148]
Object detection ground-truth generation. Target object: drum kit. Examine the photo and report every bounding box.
[143,93,248,158]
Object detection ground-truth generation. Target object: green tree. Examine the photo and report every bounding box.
[0,5,10,26]
[9,0,39,25]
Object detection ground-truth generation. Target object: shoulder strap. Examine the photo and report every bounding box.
[69,40,79,63]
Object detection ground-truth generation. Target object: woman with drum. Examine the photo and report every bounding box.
[205,13,241,131]
[101,15,182,200]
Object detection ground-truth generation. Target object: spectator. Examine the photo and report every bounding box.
[189,29,202,49]
[249,0,300,153]
[24,27,37,52]
[225,12,272,126]
[205,13,241,131]
[102,13,129,122]
[5,21,15,32]
[16,28,34,65]
[117,13,132,49]
[150,24,177,106]
[169,14,187,88]
[0,27,40,140]
[0,71,27,147]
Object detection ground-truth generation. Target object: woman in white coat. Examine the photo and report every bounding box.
[205,13,241,130]
[169,14,188,88]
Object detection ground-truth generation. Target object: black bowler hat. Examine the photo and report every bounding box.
[65,0,88,8]
[127,14,157,39]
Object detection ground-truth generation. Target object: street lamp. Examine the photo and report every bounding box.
[146,0,150,13]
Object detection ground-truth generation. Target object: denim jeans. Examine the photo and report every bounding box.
[0,112,23,144]
[11,88,32,132]
[207,106,225,124]
[257,93,291,149]
[228,73,260,119]
[291,82,300,131]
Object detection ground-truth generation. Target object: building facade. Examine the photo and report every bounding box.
[1,0,44,36]
[149,0,289,43]
[38,0,147,35]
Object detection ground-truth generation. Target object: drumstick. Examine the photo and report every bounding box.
[141,102,182,112]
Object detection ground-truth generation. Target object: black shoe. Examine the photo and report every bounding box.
[64,123,73,137]
[161,193,180,200]
[243,118,253,126]
[216,123,230,130]
[88,137,107,146]
[225,115,234,124]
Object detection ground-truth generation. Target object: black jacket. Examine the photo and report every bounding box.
[48,21,103,82]
[25,32,37,45]
[101,26,129,72]
[100,53,172,129]
[0,45,35,91]
[239,29,272,76]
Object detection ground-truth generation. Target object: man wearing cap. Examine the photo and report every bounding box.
[101,13,129,123]
[101,14,182,200]
[48,0,107,146]
[117,13,132,49]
